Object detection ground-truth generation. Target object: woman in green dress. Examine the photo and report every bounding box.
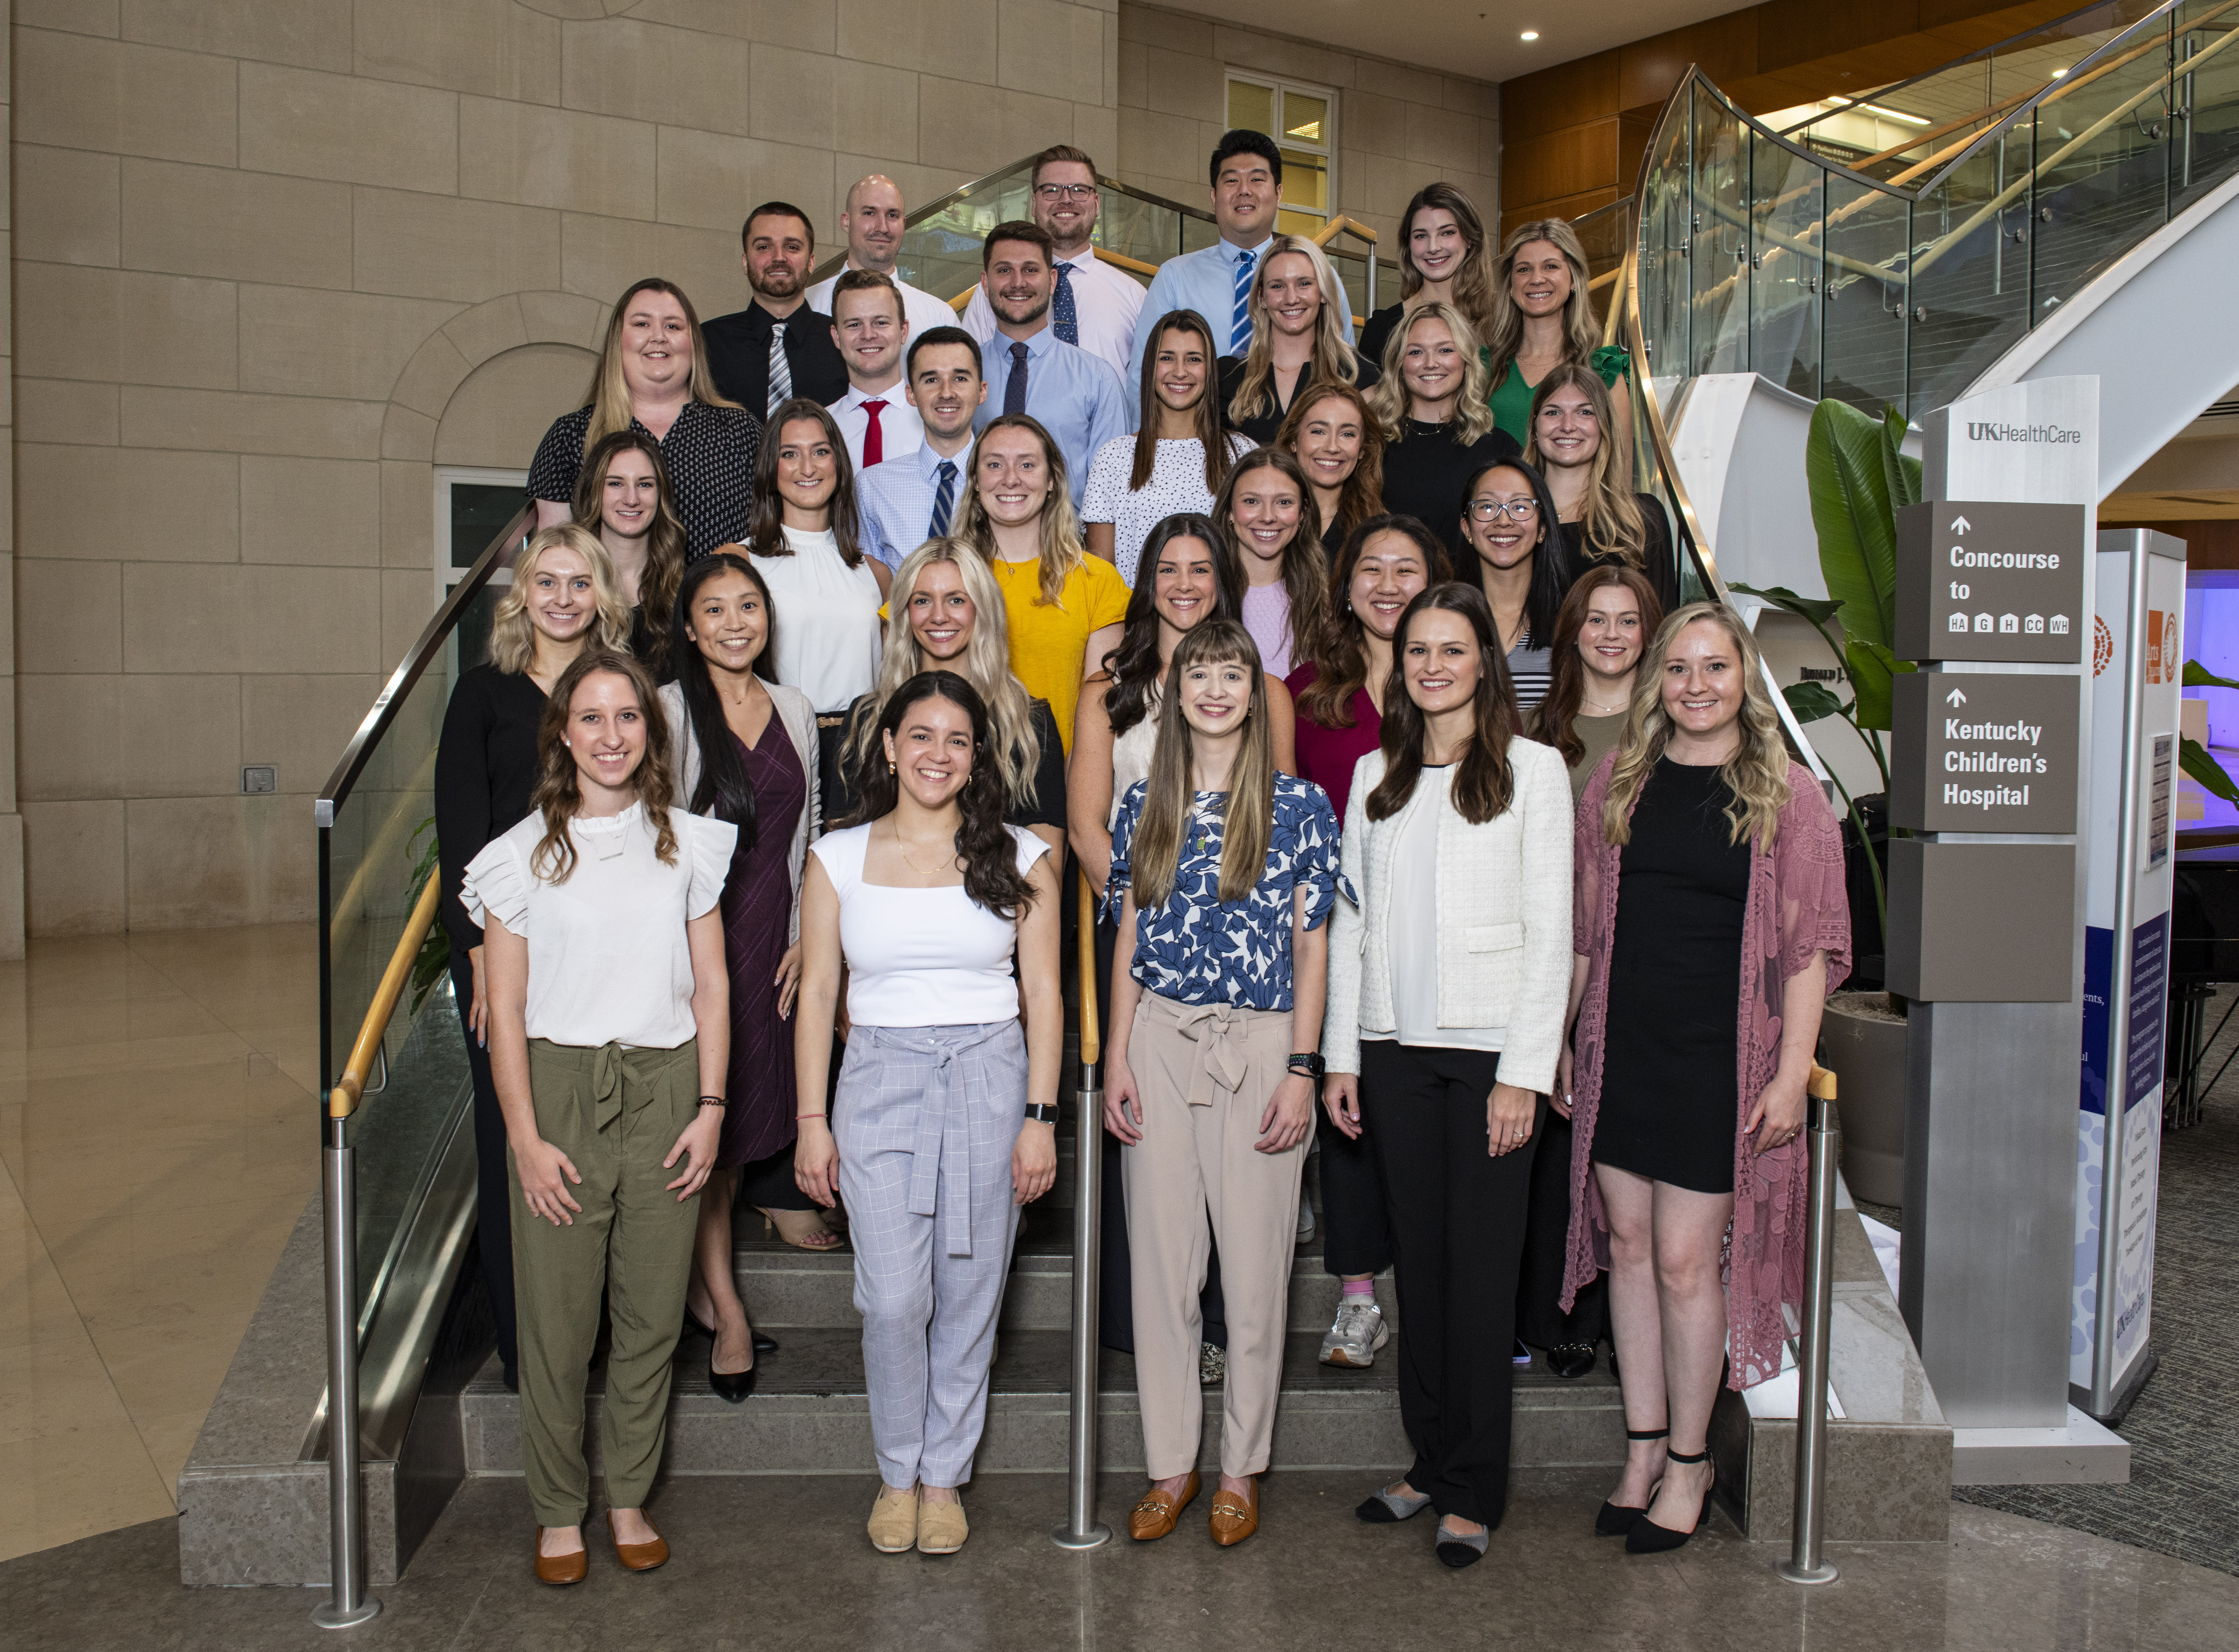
[1480,218,1633,469]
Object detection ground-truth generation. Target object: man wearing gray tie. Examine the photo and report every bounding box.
[856,327,988,570]
[702,201,849,413]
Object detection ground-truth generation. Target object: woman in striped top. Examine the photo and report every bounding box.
[1459,456,1569,711]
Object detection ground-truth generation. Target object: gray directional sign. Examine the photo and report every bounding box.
[1894,500,2089,663]
[1889,670,2080,832]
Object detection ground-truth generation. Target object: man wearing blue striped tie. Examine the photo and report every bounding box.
[856,327,988,570]
[1126,131,1353,417]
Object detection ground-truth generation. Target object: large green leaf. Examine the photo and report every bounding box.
[1729,581,1844,628]
[2182,736,2239,804]
[1844,638,1913,732]
[1805,399,1901,652]
[1881,405,1922,511]
[2183,659,2239,691]
[1783,680,1847,724]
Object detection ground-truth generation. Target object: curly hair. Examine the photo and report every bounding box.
[570,429,689,680]
[1295,514,1451,731]
[1527,563,1667,766]
[528,649,680,884]
[1368,300,1495,445]
[486,525,634,675]
[1368,583,1519,826]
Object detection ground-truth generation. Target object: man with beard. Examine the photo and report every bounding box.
[704,201,849,414]
[971,220,1131,510]
[961,145,1143,382]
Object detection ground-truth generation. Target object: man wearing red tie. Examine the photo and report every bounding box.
[825,270,925,475]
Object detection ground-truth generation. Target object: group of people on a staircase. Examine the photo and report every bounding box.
[432,131,1847,1585]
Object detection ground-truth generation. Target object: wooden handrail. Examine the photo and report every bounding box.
[1094,246,1160,277]
[329,870,443,1120]
[1077,866,1101,1067]
[1808,1065,1838,1102]
[1312,214,1380,247]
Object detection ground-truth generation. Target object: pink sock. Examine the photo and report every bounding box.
[1342,1279,1375,1300]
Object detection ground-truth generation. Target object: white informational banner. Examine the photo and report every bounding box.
[2072,534,2183,1404]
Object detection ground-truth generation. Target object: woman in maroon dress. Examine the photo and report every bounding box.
[659,551,827,1400]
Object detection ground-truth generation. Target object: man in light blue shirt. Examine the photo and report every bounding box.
[1126,129,1354,414]
[971,220,1132,509]
[857,326,988,568]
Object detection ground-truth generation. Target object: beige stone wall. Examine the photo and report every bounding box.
[1114,3,1498,256]
[9,0,1118,935]
[0,3,18,958]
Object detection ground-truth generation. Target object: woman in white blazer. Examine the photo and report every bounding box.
[659,552,827,1399]
[1321,581,1572,1569]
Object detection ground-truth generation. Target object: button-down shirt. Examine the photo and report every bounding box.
[806,266,963,350]
[701,299,849,414]
[526,401,762,559]
[960,248,1146,384]
[857,440,973,569]
[1127,237,1356,417]
[972,326,1132,509]
[828,383,925,476]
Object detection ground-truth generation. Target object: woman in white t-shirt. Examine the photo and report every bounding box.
[792,670,1063,1559]
[1083,309,1252,585]
[464,648,737,1587]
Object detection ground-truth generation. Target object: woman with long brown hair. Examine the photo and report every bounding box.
[1529,564,1667,804]
[1357,182,1498,373]
[529,277,761,557]
[1458,456,1571,709]
[1559,604,1849,1553]
[1481,220,1634,460]
[1277,382,1385,562]
[1322,583,1572,1568]
[1212,446,1326,680]
[1527,364,1677,614]
[1218,236,1379,444]
[464,648,736,1584]
[570,429,690,680]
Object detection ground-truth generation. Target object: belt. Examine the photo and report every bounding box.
[881,1022,1017,1258]
[817,713,848,729]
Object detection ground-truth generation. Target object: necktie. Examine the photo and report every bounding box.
[1053,262,1079,347]
[861,399,886,467]
[767,320,791,417]
[930,460,958,537]
[1004,341,1029,415]
[1231,250,1256,356]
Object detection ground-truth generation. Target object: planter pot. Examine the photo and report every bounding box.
[1819,991,1909,1208]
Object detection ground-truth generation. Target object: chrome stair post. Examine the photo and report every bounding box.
[314,1107,380,1628]
[1054,870,1112,1550]
[1778,1071,1841,1586]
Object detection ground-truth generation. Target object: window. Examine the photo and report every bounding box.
[1225,73,1335,235]
[434,466,528,672]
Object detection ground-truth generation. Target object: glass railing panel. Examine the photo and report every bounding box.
[2173,2,2239,212]
[892,161,1038,312]
[2032,18,2176,319]
[1637,87,1694,393]
[1822,174,1911,415]
[1908,130,2033,416]
[1748,129,1826,401]
[1690,88,1752,375]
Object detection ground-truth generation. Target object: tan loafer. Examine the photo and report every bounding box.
[1127,1471,1201,1541]
[1208,1477,1260,1547]
[611,1517,669,1573]
[533,1527,587,1586]
[916,1495,969,1554]
[868,1485,919,1554]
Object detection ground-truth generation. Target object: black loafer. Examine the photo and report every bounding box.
[1549,1343,1596,1379]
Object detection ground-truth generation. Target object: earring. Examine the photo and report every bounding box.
[888,759,897,773]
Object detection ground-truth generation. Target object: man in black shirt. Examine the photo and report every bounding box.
[702,201,850,415]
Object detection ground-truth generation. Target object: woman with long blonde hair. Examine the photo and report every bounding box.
[958,413,1131,752]
[528,277,761,558]
[1357,182,1499,374]
[1558,603,1849,1554]
[1218,236,1379,444]
[1104,619,1343,1550]
[1481,220,1635,460]
[1371,302,1520,566]
[1527,364,1677,613]
[570,429,691,680]
[1277,381,1385,561]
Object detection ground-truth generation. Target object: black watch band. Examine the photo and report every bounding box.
[1024,1100,1059,1123]
[1287,1052,1325,1078]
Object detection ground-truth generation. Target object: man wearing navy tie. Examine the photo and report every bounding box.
[857,327,988,570]
[972,221,1131,510]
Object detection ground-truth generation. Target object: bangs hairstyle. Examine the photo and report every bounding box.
[1524,362,1647,569]
[1128,620,1276,909]
[842,670,1039,920]
[1132,309,1228,493]
[1368,583,1519,826]
[745,398,868,567]
[1211,447,1327,675]
[672,552,777,853]
[1227,238,1359,428]
[1483,219,1601,378]
[1601,602,1792,852]
[844,539,1041,810]
[487,524,634,675]
[1296,513,1451,729]
[956,414,1086,608]
[528,649,679,884]
[1369,300,1495,445]
[1101,512,1244,739]
[1275,381,1386,549]
[584,279,736,449]
[1395,182,1497,337]
[1461,455,1570,648]
[1527,563,1667,765]
[570,429,689,679]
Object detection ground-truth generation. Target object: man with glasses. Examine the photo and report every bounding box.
[962,146,1143,381]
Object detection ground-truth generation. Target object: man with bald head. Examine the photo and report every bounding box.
[806,174,958,345]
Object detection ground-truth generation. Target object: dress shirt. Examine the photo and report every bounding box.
[806,266,962,348]
[828,383,925,475]
[702,299,849,414]
[961,248,1146,382]
[857,439,973,568]
[1127,238,1355,416]
[971,325,1133,508]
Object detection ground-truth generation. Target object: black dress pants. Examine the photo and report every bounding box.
[1516,1106,1608,1350]
[1362,1039,1541,1527]
[449,946,519,1385]
[1314,1105,1392,1277]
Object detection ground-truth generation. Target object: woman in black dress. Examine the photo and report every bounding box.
[1369,302,1521,569]
[1525,364,1680,616]
[1216,235,1379,444]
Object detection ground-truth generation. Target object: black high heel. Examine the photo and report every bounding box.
[708,1352,758,1403]
[685,1307,778,1356]
[1625,1448,1712,1553]
[1595,1429,1668,1537]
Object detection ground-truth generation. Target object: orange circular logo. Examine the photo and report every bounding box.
[2093,616,2114,677]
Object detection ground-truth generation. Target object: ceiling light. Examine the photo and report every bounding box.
[1863,103,1930,125]
[1520,30,1539,41]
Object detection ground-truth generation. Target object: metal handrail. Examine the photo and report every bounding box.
[1778,1064,1842,1586]
[328,871,442,1120]
[1055,865,1110,1549]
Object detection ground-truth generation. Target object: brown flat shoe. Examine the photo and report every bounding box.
[611,1518,669,1573]
[533,1527,587,1586]
[1208,1478,1260,1547]
[1127,1471,1201,1541]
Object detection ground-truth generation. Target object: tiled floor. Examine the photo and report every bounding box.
[0,926,320,1563]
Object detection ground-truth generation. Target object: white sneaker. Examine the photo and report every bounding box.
[1319,1298,1390,1368]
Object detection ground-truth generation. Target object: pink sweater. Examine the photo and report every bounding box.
[1561,754,1851,1388]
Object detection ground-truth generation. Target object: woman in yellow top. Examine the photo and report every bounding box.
[958,413,1131,752]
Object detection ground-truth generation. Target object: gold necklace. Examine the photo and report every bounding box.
[1582,692,1630,715]
[892,821,954,877]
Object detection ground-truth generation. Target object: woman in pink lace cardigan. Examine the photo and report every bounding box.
[1555,603,1849,1554]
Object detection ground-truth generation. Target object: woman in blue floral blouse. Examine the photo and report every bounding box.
[1102,619,1346,1550]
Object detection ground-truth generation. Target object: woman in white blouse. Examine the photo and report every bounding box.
[465,648,736,1587]
[1321,582,1572,1570]
[1082,309,1252,585]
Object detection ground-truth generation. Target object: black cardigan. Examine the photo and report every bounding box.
[434,664,547,952]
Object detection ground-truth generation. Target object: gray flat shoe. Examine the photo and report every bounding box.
[1435,1520,1490,1568]
[1356,1481,1433,1523]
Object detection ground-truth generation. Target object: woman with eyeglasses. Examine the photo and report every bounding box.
[1527,365,1678,615]
[1457,457,1571,709]
[1370,303,1521,570]
[1217,236,1379,446]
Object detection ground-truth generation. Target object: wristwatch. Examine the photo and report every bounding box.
[1024,1100,1059,1124]
[1287,1052,1325,1079]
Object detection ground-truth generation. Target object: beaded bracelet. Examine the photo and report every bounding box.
[697,1095,728,1109]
